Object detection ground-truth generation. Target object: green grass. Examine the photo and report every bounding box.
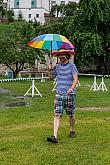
[0,76,110,165]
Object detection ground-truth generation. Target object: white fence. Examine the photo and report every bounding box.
[0,73,49,98]
[0,73,110,97]
[79,73,110,91]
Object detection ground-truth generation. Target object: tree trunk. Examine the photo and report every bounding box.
[5,62,24,78]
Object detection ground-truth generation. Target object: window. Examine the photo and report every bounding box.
[31,0,37,8]
[29,14,31,18]
[36,14,39,18]
[61,1,65,5]
[14,0,19,8]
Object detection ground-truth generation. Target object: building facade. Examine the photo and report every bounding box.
[7,0,79,24]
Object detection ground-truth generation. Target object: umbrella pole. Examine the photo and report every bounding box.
[57,57,58,64]
[49,41,52,65]
[50,41,52,57]
[48,41,53,80]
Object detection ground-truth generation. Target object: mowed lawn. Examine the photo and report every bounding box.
[0,76,110,165]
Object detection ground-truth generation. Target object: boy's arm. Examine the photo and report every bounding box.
[48,62,53,80]
[67,74,78,94]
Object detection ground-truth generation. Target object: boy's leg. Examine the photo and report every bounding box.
[47,94,63,142]
[69,115,75,132]
[68,115,75,138]
[66,94,76,137]
[54,94,63,139]
[54,115,60,139]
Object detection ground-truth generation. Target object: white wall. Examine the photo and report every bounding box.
[13,8,48,23]
[19,0,31,8]
[7,0,49,10]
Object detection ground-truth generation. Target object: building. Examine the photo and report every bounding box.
[7,0,79,24]
[7,0,49,24]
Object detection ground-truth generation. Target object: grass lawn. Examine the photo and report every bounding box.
[0,76,110,165]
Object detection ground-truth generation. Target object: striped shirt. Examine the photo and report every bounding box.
[53,62,78,94]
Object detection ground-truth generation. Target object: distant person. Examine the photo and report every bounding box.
[47,50,78,143]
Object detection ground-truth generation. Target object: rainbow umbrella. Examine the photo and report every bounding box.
[28,34,74,54]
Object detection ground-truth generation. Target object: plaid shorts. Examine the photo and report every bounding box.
[54,93,76,116]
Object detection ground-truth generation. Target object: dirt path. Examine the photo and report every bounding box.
[77,106,110,112]
[0,88,11,94]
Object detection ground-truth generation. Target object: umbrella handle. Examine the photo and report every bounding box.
[48,57,52,70]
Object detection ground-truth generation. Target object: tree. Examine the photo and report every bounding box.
[77,0,110,74]
[0,22,42,78]
[62,2,78,17]
[6,10,14,22]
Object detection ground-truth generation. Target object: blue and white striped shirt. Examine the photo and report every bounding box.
[53,62,78,94]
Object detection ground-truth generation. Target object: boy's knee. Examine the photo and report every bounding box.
[54,114,61,118]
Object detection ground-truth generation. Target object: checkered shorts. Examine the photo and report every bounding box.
[54,93,76,116]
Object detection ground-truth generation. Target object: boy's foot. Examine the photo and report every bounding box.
[69,131,75,138]
[47,136,58,143]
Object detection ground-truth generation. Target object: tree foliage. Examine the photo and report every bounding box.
[48,0,110,74]
[0,22,42,78]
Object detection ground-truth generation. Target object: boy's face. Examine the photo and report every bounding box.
[59,55,68,63]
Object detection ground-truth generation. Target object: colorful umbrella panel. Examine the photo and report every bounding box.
[28,34,74,51]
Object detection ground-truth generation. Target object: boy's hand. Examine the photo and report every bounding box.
[48,64,52,70]
[67,88,73,94]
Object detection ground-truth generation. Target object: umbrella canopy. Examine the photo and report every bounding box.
[28,34,74,51]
